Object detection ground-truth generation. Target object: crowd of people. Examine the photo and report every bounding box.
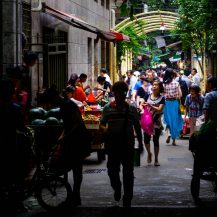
[1,55,217,212]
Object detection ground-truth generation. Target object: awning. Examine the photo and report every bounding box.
[41,3,116,42]
[110,31,130,42]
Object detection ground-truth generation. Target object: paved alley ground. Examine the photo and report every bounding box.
[15,131,217,217]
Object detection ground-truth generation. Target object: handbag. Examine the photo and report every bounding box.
[180,103,185,115]
[140,105,154,136]
[182,117,190,135]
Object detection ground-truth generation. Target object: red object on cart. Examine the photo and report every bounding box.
[87,90,97,104]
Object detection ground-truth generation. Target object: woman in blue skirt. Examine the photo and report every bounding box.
[163,68,183,145]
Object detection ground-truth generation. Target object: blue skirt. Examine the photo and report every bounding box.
[163,99,183,139]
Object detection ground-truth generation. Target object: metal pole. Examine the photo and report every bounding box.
[16,0,20,65]
[37,33,40,105]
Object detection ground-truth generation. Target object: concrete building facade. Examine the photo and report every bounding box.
[0,0,23,75]
[1,0,115,105]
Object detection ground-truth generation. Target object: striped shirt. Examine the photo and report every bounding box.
[100,102,141,145]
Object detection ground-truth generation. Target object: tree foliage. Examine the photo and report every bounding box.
[174,0,217,52]
[173,0,217,73]
[116,20,146,66]
[115,0,178,19]
[145,0,178,11]
[115,0,139,19]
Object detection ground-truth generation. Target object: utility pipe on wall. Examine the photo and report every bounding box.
[31,0,45,11]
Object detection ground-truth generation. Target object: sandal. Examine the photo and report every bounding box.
[154,162,160,166]
[147,153,152,164]
[166,136,171,143]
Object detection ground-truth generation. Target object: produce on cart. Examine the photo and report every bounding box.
[29,104,106,163]
[28,107,63,161]
[83,104,106,162]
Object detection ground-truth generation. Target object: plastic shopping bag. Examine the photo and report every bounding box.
[140,105,154,136]
[182,117,190,135]
[87,90,97,104]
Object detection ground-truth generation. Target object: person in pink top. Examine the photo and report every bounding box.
[163,68,183,146]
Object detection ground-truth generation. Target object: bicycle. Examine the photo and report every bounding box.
[0,155,72,213]
[26,158,73,210]
[0,128,73,212]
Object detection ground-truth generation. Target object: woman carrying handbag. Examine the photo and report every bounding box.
[140,80,165,166]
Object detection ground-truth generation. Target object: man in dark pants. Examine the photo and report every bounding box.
[100,81,143,208]
[60,86,91,206]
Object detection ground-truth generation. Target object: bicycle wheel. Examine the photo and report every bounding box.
[36,176,72,211]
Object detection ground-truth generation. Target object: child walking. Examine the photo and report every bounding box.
[184,85,204,135]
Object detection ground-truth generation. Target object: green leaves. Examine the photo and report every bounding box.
[119,3,128,17]
[119,0,138,19]
[116,20,146,65]
[174,0,217,52]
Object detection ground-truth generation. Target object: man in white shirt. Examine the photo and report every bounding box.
[100,68,112,85]
[124,70,138,99]
[133,70,140,78]
[190,68,202,86]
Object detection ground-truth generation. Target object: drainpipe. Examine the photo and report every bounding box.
[16,0,19,65]
[110,9,115,82]
[31,0,44,11]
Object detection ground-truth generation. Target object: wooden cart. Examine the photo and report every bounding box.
[83,109,105,163]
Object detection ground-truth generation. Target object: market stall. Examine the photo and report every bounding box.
[82,105,105,163]
[28,105,106,163]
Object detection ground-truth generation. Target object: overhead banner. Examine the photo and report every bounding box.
[155,36,166,48]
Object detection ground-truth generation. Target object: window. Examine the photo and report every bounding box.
[88,38,92,64]
[101,40,105,68]
[43,28,68,93]
[88,37,93,78]
[94,39,99,78]
[106,42,110,73]
[101,0,104,6]
[106,0,109,9]
[101,41,110,72]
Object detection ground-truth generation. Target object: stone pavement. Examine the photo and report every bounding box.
[15,132,217,216]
